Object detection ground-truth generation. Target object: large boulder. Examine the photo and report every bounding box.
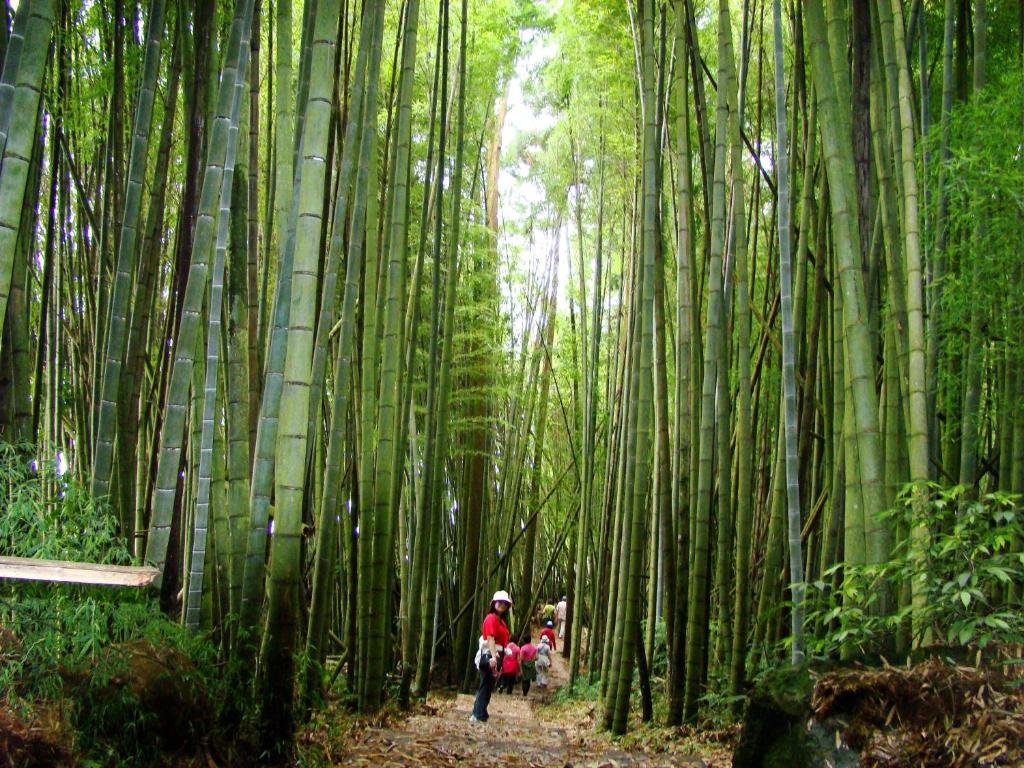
[732,665,816,768]
[732,665,858,768]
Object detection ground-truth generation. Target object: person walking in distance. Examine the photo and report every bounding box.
[541,600,556,625]
[541,620,557,651]
[518,634,538,697]
[535,634,552,688]
[471,590,513,723]
[555,595,567,639]
[499,641,520,694]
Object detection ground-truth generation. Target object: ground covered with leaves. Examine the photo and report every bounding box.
[4,614,1021,767]
[298,647,732,767]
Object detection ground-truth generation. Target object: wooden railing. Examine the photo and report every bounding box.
[0,556,158,587]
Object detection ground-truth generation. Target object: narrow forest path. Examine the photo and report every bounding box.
[327,645,708,767]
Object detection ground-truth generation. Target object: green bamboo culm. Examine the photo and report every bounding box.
[391,0,452,708]
[303,0,387,711]
[145,0,256,583]
[354,0,390,705]
[350,21,391,705]
[259,0,343,741]
[607,0,657,735]
[398,2,446,699]
[683,0,731,722]
[0,0,54,349]
[238,0,300,637]
[226,112,252,627]
[727,0,756,690]
[123,21,183,559]
[568,131,604,686]
[380,0,428,707]
[771,0,805,664]
[0,1,33,161]
[91,0,167,503]
[885,0,931,641]
[414,0,470,699]
[667,0,695,726]
[185,0,257,631]
[804,0,888,578]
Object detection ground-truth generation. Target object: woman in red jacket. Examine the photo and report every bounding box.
[471,590,513,723]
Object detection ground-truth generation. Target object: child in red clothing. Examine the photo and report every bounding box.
[499,642,520,694]
[518,636,538,697]
[540,620,557,651]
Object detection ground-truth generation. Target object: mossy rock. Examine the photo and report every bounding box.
[732,666,818,768]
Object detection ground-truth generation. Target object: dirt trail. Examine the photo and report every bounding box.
[330,644,706,767]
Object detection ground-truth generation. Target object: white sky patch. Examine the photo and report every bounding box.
[497,29,572,344]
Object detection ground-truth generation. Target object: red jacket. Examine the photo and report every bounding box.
[482,612,510,648]
[540,627,556,650]
[502,646,520,674]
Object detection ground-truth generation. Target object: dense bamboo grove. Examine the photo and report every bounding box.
[0,0,1022,752]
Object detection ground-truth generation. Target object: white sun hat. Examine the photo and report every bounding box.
[491,590,514,606]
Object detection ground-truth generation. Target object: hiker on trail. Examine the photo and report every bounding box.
[541,601,556,625]
[536,634,552,687]
[519,635,538,697]
[541,620,557,651]
[499,641,520,694]
[555,596,567,639]
[471,590,512,723]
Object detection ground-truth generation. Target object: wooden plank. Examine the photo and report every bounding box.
[0,556,159,587]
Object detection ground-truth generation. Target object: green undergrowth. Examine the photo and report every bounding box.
[548,675,601,705]
[804,484,1024,658]
[0,444,260,766]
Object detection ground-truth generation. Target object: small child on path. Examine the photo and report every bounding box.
[540,620,557,651]
[499,641,520,694]
[519,635,538,697]
[536,635,552,688]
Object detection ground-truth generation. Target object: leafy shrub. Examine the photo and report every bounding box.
[549,675,600,703]
[633,618,670,682]
[0,442,131,564]
[0,444,258,765]
[805,484,1024,658]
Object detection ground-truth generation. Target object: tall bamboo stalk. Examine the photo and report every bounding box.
[260,0,344,737]
[91,0,166,501]
[147,0,256,583]
[0,0,54,347]
[771,0,804,664]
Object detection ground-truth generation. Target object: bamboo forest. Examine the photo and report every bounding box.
[1,0,1023,765]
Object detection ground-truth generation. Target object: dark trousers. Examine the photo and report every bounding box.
[498,673,517,694]
[472,660,494,720]
[521,679,531,697]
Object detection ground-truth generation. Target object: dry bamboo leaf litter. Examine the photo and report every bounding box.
[811,656,1024,767]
